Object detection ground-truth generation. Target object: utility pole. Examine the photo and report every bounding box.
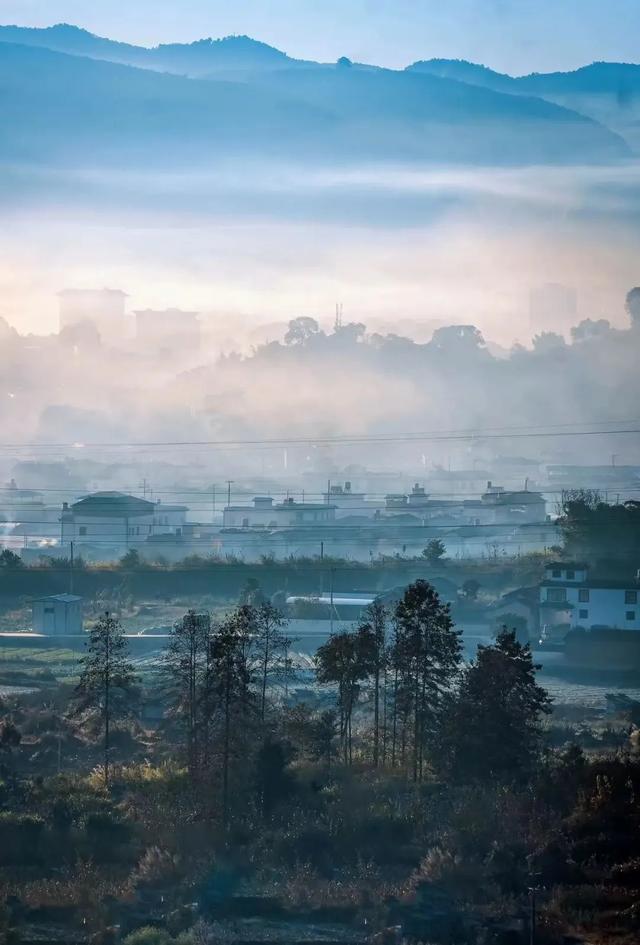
[226,480,234,508]
[526,855,541,945]
[211,484,216,524]
[528,883,536,945]
[69,541,74,595]
[320,540,324,560]
[330,567,335,635]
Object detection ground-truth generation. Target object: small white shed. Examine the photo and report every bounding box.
[32,594,83,636]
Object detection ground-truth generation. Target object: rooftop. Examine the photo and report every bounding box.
[58,287,128,297]
[541,578,640,590]
[545,561,588,570]
[69,492,155,519]
[33,594,83,603]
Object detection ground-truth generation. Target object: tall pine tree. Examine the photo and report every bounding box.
[435,628,552,783]
[75,612,136,786]
[391,580,462,781]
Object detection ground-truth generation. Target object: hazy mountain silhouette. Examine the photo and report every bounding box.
[409,58,640,98]
[0,23,306,77]
[409,58,640,150]
[407,59,519,93]
[0,42,336,169]
[0,36,630,172]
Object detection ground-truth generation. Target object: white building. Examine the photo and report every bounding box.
[60,492,188,547]
[32,594,83,635]
[0,480,60,533]
[223,496,336,529]
[474,482,547,526]
[540,562,640,632]
[329,481,383,519]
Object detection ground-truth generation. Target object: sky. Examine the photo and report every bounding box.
[1,0,640,74]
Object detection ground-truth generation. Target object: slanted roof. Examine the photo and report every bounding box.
[71,492,154,518]
[541,578,640,590]
[545,561,588,570]
[274,502,336,510]
[33,594,83,603]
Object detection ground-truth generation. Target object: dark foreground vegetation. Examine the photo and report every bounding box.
[1,581,639,945]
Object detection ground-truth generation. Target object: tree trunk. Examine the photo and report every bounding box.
[382,666,388,767]
[373,665,380,767]
[104,626,110,787]
[222,653,231,829]
[261,632,270,723]
[391,665,398,767]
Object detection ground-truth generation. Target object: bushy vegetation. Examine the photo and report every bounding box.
[1,581,638,944]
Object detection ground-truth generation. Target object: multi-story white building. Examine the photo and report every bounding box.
[60,492,187,547]
[223,496,336,529]
[540,562,640,632]
[329,481,383,519]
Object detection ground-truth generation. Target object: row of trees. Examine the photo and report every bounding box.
[559,488,640,569]
[75,580,549,822]
[316,579,550,783]
[75,603,291,819]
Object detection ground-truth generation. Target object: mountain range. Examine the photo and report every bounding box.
[0,23,638,171]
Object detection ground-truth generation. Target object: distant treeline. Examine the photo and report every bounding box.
[0,548,547,606]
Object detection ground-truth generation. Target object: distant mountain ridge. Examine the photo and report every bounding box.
[408,58,640,150]
[408,57,640,94]
[0,25,633,169]
[0,23,307,76]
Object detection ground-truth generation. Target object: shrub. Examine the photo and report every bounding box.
[123,927,173,945]
[133,847,181,887]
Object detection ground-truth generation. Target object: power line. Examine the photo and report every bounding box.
[0,517,564,531]
[3,485,640,500]
[1,420,640,451]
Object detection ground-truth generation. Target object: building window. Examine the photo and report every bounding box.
[579,609,588,620]
[578,589,590,602]
[242,518,249,528]
[625,590,638,604]
[44,607,54,614]
[552,568,561,578]
[547,588,567,603]
[626,611,636,621]
[79,526,87,536]
[566,569,575,580]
